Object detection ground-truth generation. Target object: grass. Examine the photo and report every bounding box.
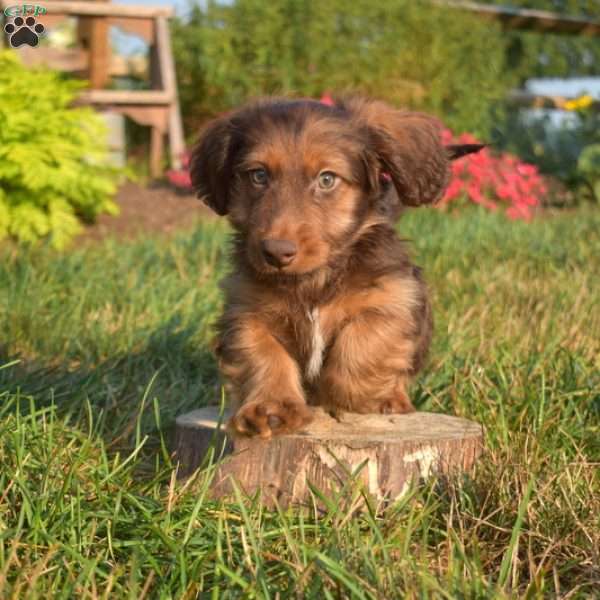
[0,207,599,598]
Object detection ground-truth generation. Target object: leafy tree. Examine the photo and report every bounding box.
[481,0,600,80]
[173,0,515,138]
[473,1,600,194]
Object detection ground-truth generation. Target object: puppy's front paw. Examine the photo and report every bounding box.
[379,393,416,414]
[230,399,313,438]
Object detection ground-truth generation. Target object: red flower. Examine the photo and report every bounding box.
[441,128,546,220]
[320,92,335,106]
[166,151,193,189]
[166,169,192,188]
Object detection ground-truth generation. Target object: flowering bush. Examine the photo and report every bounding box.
[441,130,547,221]
[167,125,549,222]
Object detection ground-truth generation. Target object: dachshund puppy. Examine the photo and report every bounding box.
[190,97,482,438]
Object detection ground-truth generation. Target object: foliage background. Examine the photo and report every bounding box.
[0,51,120,249]
[483,0,600,81]
[172,0,514,139]
[172,0,600,203]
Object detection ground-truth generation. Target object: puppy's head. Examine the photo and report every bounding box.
[190,97,482,276]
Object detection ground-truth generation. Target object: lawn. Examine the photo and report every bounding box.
[0,207,598,598]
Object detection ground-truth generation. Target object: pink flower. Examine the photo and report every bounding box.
[320,92,335,106]
[444,179,463,202]
[166,151,193,190]
[166,169,192,189]
[441,128,546,220]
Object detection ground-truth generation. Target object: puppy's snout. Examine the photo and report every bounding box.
[261,239,297,268]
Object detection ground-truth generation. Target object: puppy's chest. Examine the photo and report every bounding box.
[304,308,326,381]
[285,307,328,382]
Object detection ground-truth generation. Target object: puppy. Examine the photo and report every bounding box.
[190,97,482,438]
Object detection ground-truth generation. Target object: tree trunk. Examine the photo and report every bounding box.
[175,406,483,508]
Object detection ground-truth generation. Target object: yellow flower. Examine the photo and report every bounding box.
[564,94,594,111]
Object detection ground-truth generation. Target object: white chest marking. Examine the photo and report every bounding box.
[306,308,325,381]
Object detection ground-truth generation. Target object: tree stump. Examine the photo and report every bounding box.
[175,406,483,507]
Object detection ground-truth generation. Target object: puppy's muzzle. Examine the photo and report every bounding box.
[261,239,297,268]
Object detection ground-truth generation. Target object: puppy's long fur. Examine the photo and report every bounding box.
[190,97,482,437]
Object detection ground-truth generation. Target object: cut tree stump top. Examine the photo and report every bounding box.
[175,406,484,508]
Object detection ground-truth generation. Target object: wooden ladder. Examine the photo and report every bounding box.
[1,0,186,177]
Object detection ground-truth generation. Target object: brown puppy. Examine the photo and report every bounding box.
[190,97,482,438]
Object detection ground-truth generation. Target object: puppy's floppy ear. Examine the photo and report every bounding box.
[340,98,453,207]
[189,115,235,216]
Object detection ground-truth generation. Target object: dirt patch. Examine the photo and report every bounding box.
[76,182,215,244]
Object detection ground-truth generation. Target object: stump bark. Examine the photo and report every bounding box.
[175,406,483,507]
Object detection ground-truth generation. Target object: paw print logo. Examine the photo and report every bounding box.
[4,16,45,48]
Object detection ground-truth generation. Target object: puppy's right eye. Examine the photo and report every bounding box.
[248,168,269,186]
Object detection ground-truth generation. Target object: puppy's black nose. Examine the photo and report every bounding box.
[261,239,297,267]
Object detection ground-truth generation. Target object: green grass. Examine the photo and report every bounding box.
[0,208,599,598]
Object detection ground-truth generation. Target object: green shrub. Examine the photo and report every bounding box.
[484,0,600,81]
[0,50,120,249]
[577,143,600,202]
[173,0,515,139]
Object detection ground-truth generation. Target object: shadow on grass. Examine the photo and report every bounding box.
[0,315,220,453]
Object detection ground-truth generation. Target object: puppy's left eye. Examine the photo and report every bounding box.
[248,168,269,186]
[317,171,338,190]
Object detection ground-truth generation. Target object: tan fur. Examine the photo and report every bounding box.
[190,97,480,437]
